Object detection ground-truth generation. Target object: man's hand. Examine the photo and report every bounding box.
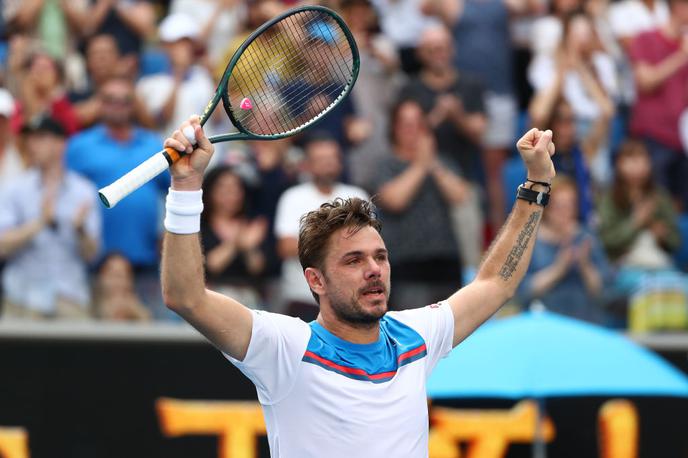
[73,202,91,234]
[164,116,215,191]
[516,128,556,183]
[632,197,656,228]
[238,218,268,252]
[414,130,438,170]
[428,94,462,128]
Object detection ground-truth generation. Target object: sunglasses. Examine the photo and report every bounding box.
[102,95,134,105]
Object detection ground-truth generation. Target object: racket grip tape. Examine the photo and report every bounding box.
[98,152,171,208]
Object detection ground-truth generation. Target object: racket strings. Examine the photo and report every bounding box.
[244,12,352,127]
[228,9,355,136]
[242,12,350,87]
[237,15,344,124]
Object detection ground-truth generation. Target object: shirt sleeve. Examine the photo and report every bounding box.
[388,301,455,377]
[608,3,637,39]
[84,182,102,241]
[136,75,173,117]
[224,310,311,404]
[371,157,401,193]
[274,189,299,238]
[527,54,556,91]
[0,187,19,234]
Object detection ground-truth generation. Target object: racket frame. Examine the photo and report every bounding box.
[99,5,359,208]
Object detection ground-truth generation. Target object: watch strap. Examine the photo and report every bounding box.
[516,185,550,207]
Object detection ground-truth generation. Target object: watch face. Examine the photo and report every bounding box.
[517,185,549,207]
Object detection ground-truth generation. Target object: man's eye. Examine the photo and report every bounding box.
[347,258,360,265]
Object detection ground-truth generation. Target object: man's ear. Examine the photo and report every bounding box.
[304,267,326,297]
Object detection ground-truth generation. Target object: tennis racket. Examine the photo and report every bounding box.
[98,5,360,208]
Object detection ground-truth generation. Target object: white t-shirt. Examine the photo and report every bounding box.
[0,146,24,187]
[274,182,369,303]
[528,52,619,120]
[608,0,669,40]
[136,65,215,137]
[226,301,455,458]
[530,15,562,56]
[170,0,243,66]
[370,0,440,48]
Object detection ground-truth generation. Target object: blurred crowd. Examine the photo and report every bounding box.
[0,0,687,332]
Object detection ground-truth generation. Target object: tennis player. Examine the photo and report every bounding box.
[161,115,556,457]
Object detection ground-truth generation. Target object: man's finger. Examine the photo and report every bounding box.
[547,141,556,156]
[165,137,188,153]
[534,129,552,150]
[518,127,542,149]
[173,128,194,154]
[194,123,212,151]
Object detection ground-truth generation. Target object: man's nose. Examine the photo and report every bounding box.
[364,257,381,279]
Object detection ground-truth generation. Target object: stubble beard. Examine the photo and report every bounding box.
[327,279,390,327]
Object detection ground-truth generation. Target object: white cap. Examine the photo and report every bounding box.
[0,88,14,117]
[159,13,199,43]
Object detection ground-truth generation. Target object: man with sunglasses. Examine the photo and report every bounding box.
[66,76,170,318]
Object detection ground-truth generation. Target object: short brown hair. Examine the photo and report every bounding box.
[298,197,381,303]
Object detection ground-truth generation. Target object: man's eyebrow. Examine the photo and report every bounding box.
[341,249,388,258]
[341,250,364,258]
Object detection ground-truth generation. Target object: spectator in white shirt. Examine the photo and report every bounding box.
[529,11,618,130]
[136,13,215,137]
[274,133,368,321]
[0,115,100,320]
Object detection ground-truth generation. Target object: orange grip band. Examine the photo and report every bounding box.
[164,147,184,164]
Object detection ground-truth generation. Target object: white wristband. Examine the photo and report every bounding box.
[164,188,203,234]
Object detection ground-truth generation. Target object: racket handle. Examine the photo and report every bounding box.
[98,151,171,208]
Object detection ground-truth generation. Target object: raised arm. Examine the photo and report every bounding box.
[377,133,436,213]
[447,128,556,346]
[160,116,253,360]
[633,42,688,93]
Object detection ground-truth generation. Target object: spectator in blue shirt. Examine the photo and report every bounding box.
[66,76,169,317]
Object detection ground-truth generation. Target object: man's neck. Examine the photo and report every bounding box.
[313,180,336,195]
[421,67,457,90]
[40,164,64,183]
[316,312,381,345]
[107,124,133,142]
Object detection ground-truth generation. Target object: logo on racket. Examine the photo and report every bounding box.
[240,98,253,110]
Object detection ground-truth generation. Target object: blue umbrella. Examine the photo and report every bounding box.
[427,310,688,458]
[428,310,688,399]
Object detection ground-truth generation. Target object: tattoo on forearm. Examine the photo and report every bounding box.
[499,211,541,281]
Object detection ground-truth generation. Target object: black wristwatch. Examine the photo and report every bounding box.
[516,184,550,207]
